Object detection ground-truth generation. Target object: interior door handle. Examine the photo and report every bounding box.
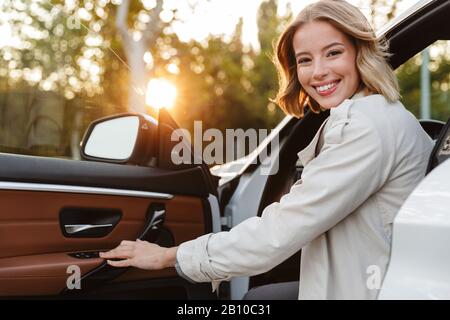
[65,224,113,234]
[138,204,166,242]
[63,203,169,295]
[150,209,165,229]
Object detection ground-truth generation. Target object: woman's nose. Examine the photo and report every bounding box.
[312,61,329,80]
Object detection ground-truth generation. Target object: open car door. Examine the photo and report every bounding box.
[0,109,220,299]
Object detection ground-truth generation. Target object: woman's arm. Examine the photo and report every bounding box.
[176,110,387,284]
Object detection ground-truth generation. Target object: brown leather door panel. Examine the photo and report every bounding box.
[0,189,207,296]
[0,253,102,296]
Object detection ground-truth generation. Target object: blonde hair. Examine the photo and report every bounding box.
[274,0,400,118]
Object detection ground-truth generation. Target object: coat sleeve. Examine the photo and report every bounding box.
[176,113,386,287]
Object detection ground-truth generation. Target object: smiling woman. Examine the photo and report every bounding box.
[274,0,400,118]
[293,21,361,110]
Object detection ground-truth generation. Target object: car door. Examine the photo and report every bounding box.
[0,108,220,299]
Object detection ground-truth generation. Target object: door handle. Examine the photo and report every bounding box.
[138,204,166,242]
[63,204,169,295]
[149,209,165,230]
[65,224,113,235]
[60,207,121,238]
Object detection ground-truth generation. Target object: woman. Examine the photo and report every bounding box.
[100,0,433,299]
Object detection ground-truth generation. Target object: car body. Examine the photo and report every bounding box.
[0,0,449,299]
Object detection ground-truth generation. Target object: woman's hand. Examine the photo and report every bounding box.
[99,239,178,270]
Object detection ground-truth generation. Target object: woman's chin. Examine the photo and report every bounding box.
[315,98,340,110]
[314,93,350,110]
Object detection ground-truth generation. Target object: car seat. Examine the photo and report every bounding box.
[426,118,450,174]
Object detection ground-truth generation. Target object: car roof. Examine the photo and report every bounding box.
[384,0,450,68]
[376,0,437,37]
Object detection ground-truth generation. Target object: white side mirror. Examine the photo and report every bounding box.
[84,116,140,160]
[81,113,158,165]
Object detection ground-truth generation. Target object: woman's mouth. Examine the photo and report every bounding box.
[313,80,340,96]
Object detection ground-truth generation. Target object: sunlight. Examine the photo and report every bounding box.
[145,78,177,110]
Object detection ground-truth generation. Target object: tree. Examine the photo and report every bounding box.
[0,0,168,157]
[396,42,450,121]
[115,0,163,113]
[0,0,95,157]
[364,0,401,30]
[250,0,292,128]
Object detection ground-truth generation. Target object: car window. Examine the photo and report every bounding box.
[0,2,188,163]
[0,2,127,160]
[396,40,450,121]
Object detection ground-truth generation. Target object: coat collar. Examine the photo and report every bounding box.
[297,96,358,167]
[297,117,329,167]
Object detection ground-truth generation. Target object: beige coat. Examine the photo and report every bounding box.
[177,93,434,299]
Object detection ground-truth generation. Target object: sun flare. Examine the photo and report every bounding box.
[145,78,177,110]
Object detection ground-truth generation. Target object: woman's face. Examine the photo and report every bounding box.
[293,20,360,109]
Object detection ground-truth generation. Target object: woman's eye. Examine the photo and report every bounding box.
[297,58,311,65]
[327,50,342,57]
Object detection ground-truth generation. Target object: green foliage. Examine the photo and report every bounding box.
[397,44,450,121]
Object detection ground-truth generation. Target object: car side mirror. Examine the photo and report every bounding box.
[80,113,158,166]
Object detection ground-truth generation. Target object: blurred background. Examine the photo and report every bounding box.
[0,0,448,160]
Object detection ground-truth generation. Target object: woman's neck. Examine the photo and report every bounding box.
[351,85,371,99]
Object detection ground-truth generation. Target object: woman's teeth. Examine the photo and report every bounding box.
[316,81,338,93]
